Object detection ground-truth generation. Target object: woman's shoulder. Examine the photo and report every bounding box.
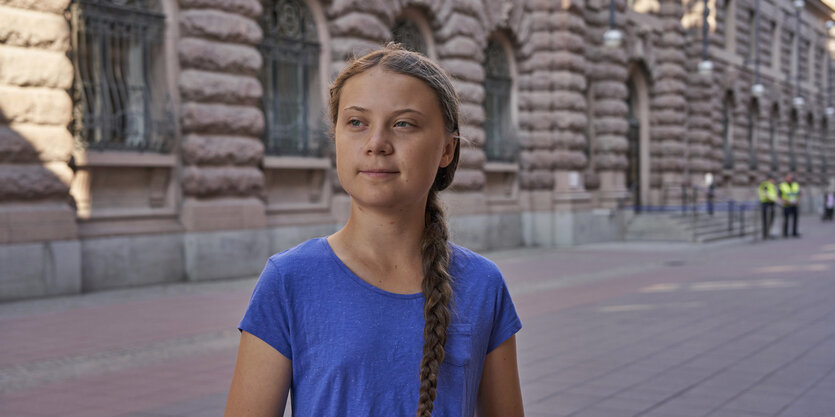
[449,243,504,287]
[259,237,331,285]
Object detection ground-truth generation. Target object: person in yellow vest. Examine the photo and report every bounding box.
[758,177,777,239]
[779,173,801,238]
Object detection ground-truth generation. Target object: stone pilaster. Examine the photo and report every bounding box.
[551,1,589,194]
[585,0,628,206]
[518,0,556,192]
[177,0,267,231]
[0,0,80,299]
[650,0,688,194]
[683,34,712,186]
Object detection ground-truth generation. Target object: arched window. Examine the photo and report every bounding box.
[806,113,814,172]
[70,0,173,151]
[392,19,427,56]
[259,0,323,156]
[483,39,517,162]
[747,99,758,169]
[769,104,778,172]
[789,110,798,172]
[822,119,829,173]
[722,92,735,169]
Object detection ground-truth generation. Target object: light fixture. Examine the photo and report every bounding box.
[827,107,835,117]
[827,20,835,30]
[793,96,805,108]
[751,84,765,97]
[604,29,623,48]
[793,0,804,9]
[698,60,714,75]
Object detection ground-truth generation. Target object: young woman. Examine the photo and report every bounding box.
[225,44,524,417]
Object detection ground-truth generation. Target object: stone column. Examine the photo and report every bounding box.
[177,0,269,280]
[585,0,629,208]
[0,0,80,300]
[684,35,713,188]
[650,0,688,203]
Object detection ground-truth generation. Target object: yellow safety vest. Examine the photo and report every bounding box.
[758,181,777,203]
[779,181,800,205]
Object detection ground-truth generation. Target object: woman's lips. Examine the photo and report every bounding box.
[359,170,399,178]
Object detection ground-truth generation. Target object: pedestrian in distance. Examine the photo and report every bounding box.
[779,173,801,238]
[824,189,835,222]
[758,176,777,239]
[225,44,524,417]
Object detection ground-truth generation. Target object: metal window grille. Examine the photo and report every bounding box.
[769,106,778,172]
[789,112,798,172]
[392,19,427,56]
[747,101,758,170]
[722,94,735,169]
[70,0,174,152]
[259,0,326,157]
[483,40,517,162]
[805,114,813,172]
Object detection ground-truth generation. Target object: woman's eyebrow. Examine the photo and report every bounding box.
[342,106,425,117]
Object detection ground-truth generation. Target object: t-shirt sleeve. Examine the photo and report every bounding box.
[487,272,522,354]
[238,258,293,360]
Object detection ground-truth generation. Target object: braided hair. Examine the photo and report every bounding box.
[328,44,461,416]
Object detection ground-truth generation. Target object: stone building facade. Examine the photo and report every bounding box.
[1,0,833,300]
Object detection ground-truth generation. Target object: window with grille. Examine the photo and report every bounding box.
[781,29,793,77]
[392,19,427,56]
[483,40,517,162]
[769,105,778,172]
[70,0,174,152]
[259,0,325,157]
[798,38,809,83]
[722,92,735,169]
[747,99,758,169]
[789,111,798,172]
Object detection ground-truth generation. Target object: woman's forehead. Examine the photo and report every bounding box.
[339,67,441,115]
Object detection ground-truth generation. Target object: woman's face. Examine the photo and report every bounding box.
[334,67,456,212]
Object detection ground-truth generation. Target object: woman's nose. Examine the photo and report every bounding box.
[365,127,393,155]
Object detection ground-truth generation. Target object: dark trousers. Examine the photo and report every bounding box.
[825,208,834,221]
[760,202,774,238]
[783,205,799,237]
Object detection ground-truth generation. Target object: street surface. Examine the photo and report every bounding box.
[1,215,833,417]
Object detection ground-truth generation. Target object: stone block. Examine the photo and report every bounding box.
[81,233,184,291]
[0,5,69,51]
[181,134,264,166]
[436,13,482,42]
[0,238,80,301]
[182,166,264,197]
[438,36,481,60]
[0,86,71,126]
[440,58,484,83]
[593,99,628,117]
[180,196,266,232]
[552,51,587,72]
[180,102,264,136]
[179,69,262,105]
[459,123,485,146]
[452,79,484,104]
[0,201,76,244]
[451,168,485,191]
[178,37,261,75]
[519,169,554,190]
[329,12,388,41]
[0,163,70,201]
[0,0,69,14]
[267,223,338,255]
[552,91,585,111]
[184,228,270,281]
[327,0,392,19]
[0,124,72,163]
[460,102,485,125]
[179,0,262,18]
[552,32,584,52]
[179,9,262,45]
[458,146,486,168]
[0,45,72,88]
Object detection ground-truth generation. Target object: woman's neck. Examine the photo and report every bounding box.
[327,199,428,291]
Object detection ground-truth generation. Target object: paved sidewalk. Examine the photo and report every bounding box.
[1,215,833,416]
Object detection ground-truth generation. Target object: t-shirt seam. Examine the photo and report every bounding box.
[487,319,523,354]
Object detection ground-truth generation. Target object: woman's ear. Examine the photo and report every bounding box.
[439,133,457,168]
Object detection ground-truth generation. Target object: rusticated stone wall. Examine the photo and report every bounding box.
[518,0,556,190]
[682,31,712,180]
[177,0,265,200]
[650,0,688,187]
[0,0,74,206]
[585,0,629,178]
[550,1,588,175]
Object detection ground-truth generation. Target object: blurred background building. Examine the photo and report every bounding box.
[1,0,833,300]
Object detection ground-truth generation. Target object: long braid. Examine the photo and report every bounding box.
[416,189,453,417]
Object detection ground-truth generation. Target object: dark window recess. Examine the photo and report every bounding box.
[70,0,174,152]
[259,0,327,157]
[392,19,427,56]
[483,40,518,162]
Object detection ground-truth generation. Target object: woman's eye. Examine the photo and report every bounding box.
[394,121,413,128]
[348,119,364,127]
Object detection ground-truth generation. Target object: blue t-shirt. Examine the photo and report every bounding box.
[239,237,522,416]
